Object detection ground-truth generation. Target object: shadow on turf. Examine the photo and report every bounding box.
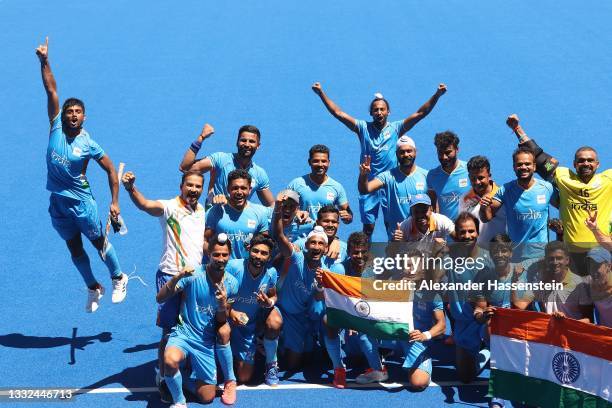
[0,329,112,365]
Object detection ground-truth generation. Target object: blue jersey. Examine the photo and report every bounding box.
[277,250,318,314]
[175,268,239,345]
[286,175,348,221]
[46,114,105,200]
[472,264,528,308]
[205,202,269,259]
[412,291,444,332]
[426,160,470,220]
[226,259,277,325]
[493,179,553,261]
[375,166,429,237]
[330,259,376,279]
[294,236,347,268]
[355,120,403,179]
[207,152,270,198]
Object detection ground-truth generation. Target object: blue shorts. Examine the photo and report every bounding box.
[278,307,310,354]
[167,331,216,385]
[359,191,382,225]
[400,340,432,375]
[453,319,486,356]
[49,193,103,241]
[156,270,181,330]
[230,307,279,364]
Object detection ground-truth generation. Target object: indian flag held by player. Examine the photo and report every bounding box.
[489,308,612,408]
[322,271,413,340]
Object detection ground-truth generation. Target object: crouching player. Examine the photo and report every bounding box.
[273,193,328,371]
[226,233,283,386]
[156,234,239,407]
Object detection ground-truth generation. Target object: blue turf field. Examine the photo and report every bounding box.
[1,1,611,407]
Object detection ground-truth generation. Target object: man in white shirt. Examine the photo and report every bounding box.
[393,193,455,243]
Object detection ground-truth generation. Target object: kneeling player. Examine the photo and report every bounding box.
[226,234,283,386]
[157,234,238,407]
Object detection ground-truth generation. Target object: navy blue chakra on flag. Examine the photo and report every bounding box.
[552,352,581,384]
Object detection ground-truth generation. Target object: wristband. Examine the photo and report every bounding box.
[190,140,202,154]
[265,299,276,309]
[423,331,432,340]
[315,284,325,293]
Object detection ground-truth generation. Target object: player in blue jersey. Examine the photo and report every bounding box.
[312,82,447,237]
[480,147,555,263]
[287,144,353,223]
[225,234,283,386]
[36,37,127,313]
[205,170,269,260]
[445,213,493,384]
[293,205,348,268]
[157,233,239,406]
[358,135,429,239]
[180,123,274,206]
[427,131,471,220]
[272,193,330,373]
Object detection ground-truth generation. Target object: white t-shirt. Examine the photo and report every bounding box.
[157,196,205,275]
[399,212,455,242]
[458,184,507,247]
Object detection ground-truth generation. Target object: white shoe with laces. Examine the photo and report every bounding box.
[86,286,105,313]
[111,273,128,303]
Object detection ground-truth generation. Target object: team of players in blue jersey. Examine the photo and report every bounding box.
[38,37,610,408]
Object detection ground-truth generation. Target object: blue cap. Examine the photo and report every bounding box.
[587,247,611,264]
[409,193,431,208]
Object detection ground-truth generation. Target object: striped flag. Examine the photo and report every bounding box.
[322,271,413,340]
[489,308,612,408]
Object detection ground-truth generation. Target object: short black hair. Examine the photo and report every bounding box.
[249,233,276,252]
[512,146,535,163]
[574,146,597,160]
[180,170,204,186]
[369,97,390,112]
[238,125,261,141]
[467,155,491,173]
[309,144,330,159]
[62,98,86,116]
[317,204,339,220]
[489,233,512,253]
[455,211,480,232]
[434,131,459,150]
[227,169,252,186]
[347,232,370,252]
[545,241,570,257]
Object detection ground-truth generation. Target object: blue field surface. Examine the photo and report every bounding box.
[1,1,610,407]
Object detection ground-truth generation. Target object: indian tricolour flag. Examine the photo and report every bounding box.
[322,271,413,340]
[489,308,612,408]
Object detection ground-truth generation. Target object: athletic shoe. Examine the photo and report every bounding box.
[158,380,172,404]
[220,380,237,405]
[111,273,128,303]
[86,286,105,313]
[333,367,346,389]
[169,403,187,408]
[265,362,279,386]
[355,367,388,384]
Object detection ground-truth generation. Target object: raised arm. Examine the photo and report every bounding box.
[400,84,447,135]
[272,193,294,258]
[157,267,191,303]
[256,188,275,207]
[357,155,384,194]
[35,37,60,122]
[479,194,502,222]
[96,155,120,219]
[506,114,559,180]
[179,123,215,173]
[311,82,358,133]
[121,171,164,216]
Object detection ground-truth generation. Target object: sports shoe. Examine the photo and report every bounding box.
[169,403,187,408]
[355,367,388,384]
[220,380,237,405]
[333,367,346,389]
[158,380,172,404]
[111,273,128,303]
[265,362,279,386]
[86,286,105,313]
